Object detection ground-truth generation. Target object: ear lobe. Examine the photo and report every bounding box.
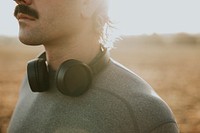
[81,0,100,18]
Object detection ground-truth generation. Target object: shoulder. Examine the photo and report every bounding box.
[93,59,178,132]
[94,59,156,96]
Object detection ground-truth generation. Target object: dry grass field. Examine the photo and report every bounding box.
[0,36,200,133]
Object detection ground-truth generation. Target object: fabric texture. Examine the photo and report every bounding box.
[8,59,179,133]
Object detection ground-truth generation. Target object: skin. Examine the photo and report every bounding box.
[14,0,101,70]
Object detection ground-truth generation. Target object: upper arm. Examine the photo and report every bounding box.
[150,123,179,133]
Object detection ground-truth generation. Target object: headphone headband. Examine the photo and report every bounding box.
[38,46,109,74]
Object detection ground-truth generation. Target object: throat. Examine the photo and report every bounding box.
[44,42,101,71]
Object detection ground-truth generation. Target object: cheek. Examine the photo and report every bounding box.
[42,7,83,34]
[25,2,83,43]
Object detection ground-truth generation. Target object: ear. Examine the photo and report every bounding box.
[81,0,100,18]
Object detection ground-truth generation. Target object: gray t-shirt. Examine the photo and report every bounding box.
[8,59,179,133]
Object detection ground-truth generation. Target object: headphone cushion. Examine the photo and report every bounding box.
[27,59,49,92]
[56,59,92,97]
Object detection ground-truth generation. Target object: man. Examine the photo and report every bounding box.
[8,0,179,132]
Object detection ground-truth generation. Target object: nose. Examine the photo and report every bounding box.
[14,0,32,5]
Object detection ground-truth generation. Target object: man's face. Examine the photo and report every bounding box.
[14,0,84,45]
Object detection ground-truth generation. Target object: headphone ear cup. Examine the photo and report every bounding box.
[27,59,49,92]
[56,59,92,97]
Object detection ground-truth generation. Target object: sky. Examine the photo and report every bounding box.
[0,0,200,36]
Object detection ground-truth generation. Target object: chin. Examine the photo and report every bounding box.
[19,38,43,46]
[19,35,43,46]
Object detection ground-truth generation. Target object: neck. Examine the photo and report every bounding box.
[43,32,100,71]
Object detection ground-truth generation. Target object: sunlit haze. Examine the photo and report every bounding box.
[1,0,200,36]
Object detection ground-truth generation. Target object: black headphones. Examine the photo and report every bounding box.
[27,46,109,97]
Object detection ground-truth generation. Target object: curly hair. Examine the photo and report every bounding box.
[93,0,115,48]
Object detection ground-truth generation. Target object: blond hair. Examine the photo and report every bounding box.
[93,0,114,48]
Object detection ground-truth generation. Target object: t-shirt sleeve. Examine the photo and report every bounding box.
[150,122,179,133]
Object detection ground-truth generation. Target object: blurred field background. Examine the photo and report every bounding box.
[0,33,200,133]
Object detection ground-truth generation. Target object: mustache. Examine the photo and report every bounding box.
[14,4,39,19]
